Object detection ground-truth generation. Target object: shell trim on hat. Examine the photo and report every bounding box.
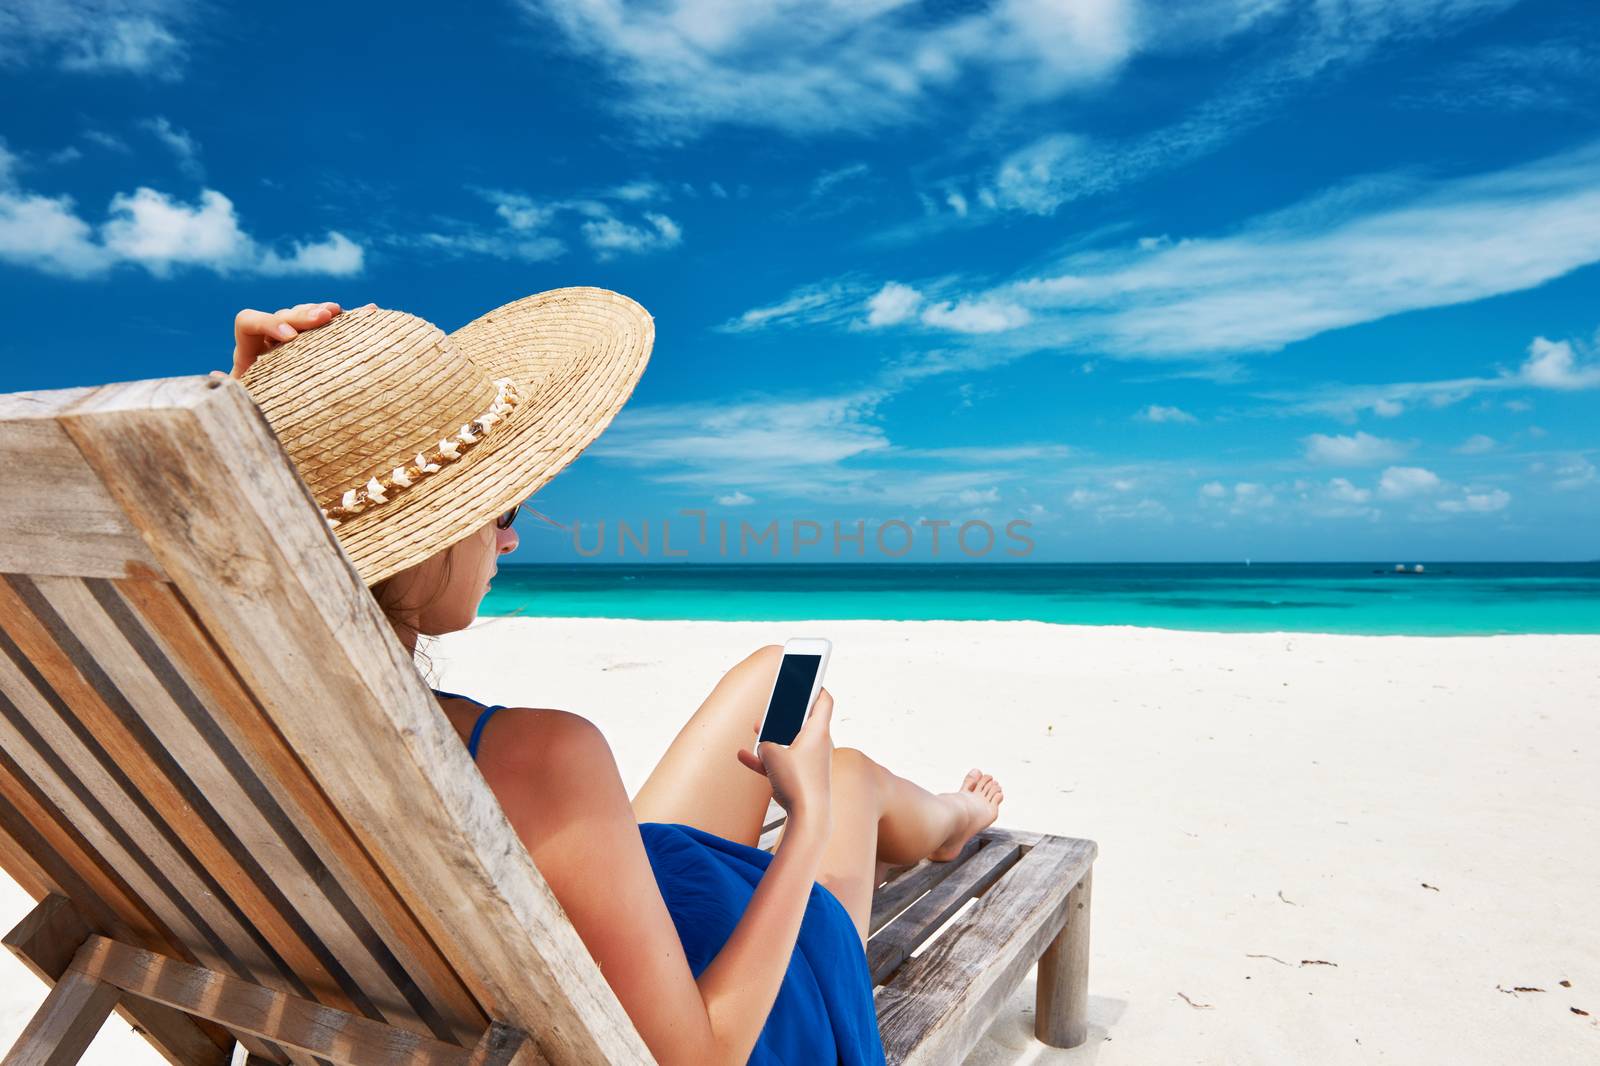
[321,378,521,529]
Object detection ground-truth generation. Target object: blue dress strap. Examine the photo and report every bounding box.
[431,688,505,761]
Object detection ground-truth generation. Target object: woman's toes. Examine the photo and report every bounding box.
[961,769,982,792]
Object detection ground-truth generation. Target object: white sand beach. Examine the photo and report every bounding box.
[3,619,1597,1064]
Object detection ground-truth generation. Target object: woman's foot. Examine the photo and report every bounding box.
[929,769,1004,861]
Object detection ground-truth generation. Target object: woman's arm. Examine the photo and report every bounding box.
[698,688,837,1060]
[476,704,835,1066]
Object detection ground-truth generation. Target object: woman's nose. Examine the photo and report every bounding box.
[497,526,519,554]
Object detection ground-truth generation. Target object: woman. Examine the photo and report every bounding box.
[226,295,1005,1066]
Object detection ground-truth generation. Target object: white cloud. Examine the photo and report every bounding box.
[715,490,754,506]
[719,280,867,333]
[610,179,665,202]
[520,0,1146,139]
[488,191,559,232]
[82,129,129,153]
[409,230,565,263]
[954,486,1000,506]
[1520,336,1600,390]
[0,175,362,278]
[581,210,682,258]
[1552,457,1597,490]
[259,232,364,276]
[419,187,684,265]
[1378,466,1442,499]
[590,383,1062,507]
[920,298,1030,334]
[1,1,189,77]
[1302,431,1407,466]
[1263,329,1600,419]
[810,163,869,200]
[1199,481,1228,499]
[895,443,1073,463]
[1455,433,1497,454]
[591,387,894,500]
[141,115,200,177]
[1437,488,1510,513]
[1326,477,1371,503]
[864,282,921,328]
[101,187,246,272]
[1137,404,1196,423]
[999,142,1600,358]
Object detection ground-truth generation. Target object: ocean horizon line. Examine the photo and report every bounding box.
[480,560,1600,636]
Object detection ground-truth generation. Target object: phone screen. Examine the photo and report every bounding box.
[759,653,823,745]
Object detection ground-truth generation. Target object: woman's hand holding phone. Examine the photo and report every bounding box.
[738,688,834,831]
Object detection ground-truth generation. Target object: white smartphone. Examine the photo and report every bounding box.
[756,637,832,746]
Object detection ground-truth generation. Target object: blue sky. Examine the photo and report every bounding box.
[2,0,1597,562]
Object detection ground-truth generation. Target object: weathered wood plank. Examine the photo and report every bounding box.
[3,896,233,1066]
[3,894,93,981]
[1,968,120,1066]
[0,754,170,953]
[113,576,487,1044]
[867,841,1021,984]
[867,837,985,939]
[0,392,162,580]
[35,571,476,1040]
[0,761,251,1059]
[58,374,635,1065]
[464,1023,537,1066]
[1034,867,1092,1048]
[71,936,473,1066]
[4,575,362,1017]
[0,590,301,993]
[875,836,1096,1066]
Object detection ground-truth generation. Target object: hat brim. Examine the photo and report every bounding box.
[331,287,653,586]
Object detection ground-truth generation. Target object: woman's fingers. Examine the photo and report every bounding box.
[736,748,766,776]
[230,302,346,377]
[802,688,834,736]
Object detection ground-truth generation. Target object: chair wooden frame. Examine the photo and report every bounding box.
[0,374,1096,1066]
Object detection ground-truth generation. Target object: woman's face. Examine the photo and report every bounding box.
[385,515,519,637]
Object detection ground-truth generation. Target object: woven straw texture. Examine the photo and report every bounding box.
[241,287,653,586]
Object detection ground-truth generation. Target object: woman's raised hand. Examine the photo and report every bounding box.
[738,688,835,827]
[214,301,376,379]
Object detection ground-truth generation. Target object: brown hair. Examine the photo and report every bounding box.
[370,548,457,682]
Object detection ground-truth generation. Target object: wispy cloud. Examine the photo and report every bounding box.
[517,0,1154,139]
[1262,330,1600,419]
[716,277,872,334]
[1396,36,1600,115]
[826,143,1600,369]
[0,0,191,78]
[1137,404,1197,424]
[1302,431,1409,466]
[1002,143,1600,358]
[140,116,201,177]
[404,186,685,264]
[891,0,1521,235]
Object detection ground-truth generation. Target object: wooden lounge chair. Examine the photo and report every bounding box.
[0,374,1098,1066]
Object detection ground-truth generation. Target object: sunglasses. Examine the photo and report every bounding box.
[495,499,567,533]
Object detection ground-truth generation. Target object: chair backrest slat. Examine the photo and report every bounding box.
[0,376,654,1066]
[0,391,161,580]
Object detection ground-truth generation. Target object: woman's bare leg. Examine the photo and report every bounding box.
[806,748,1004,945]
[630,645,782,846]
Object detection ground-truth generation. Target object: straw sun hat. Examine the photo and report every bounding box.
[240,287,653,587]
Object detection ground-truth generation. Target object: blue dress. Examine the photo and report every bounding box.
[433,688,886,1066]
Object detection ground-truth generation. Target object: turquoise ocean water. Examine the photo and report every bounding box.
[479,562,1600,636]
